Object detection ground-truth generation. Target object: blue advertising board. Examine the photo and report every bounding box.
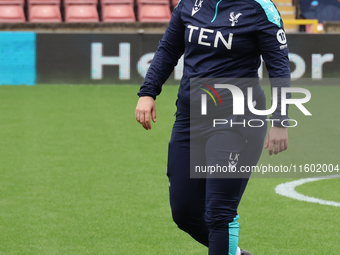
[0,32,36,85]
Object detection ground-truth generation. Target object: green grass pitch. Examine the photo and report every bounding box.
[0,85,339,254]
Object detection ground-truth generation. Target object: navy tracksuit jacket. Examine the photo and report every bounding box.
[138,0,291,254]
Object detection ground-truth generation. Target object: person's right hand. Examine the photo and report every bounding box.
[264,126,288,155]
[135,96,156,130]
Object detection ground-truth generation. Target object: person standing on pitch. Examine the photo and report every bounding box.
[135,0,290,254]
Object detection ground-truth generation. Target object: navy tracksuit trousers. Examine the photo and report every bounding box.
[166,90,267,255]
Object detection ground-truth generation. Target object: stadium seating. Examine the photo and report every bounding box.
[100,0,135,22]
[29,4,61,22]
[0,0,24,5]
[0,0,175,23]
[64,0,97,5]
[172,0,180,7]
[102,4,135,22]
[138,4,171,22]
[27,0,61,22]
[28,0,60,5]
[64,0,98,22]
[136,0,170,4]
[101,0,133,3]
[65,4,99,22]
[0,5,25,22]
[272,0,298,31]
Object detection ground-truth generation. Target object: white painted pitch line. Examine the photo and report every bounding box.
[275,174,340,207]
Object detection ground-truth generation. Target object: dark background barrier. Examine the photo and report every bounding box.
[37,33,165,84]
[36,33,339,84]
[287,34,339,79]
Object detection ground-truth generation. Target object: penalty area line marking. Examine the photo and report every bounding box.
[275,174,340,207]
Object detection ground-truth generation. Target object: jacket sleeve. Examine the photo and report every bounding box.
[256,10,291,127]
[137,3,186,99]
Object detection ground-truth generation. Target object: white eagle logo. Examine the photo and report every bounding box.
[229,12,242,26]
[192,0,204,16]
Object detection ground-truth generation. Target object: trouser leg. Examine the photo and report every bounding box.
[167,120,209,246]
[205,124,267,255]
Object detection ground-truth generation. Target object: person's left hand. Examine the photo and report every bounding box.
[264,126,288,155]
